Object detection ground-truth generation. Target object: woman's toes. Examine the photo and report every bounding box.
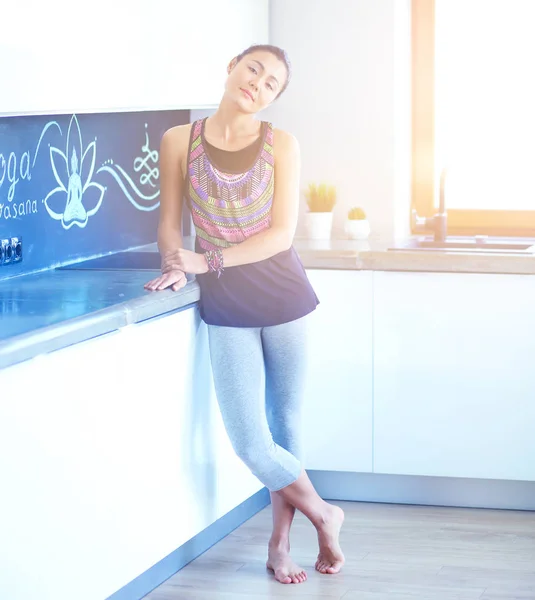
[327,561,343,574]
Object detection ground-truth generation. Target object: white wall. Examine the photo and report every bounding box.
[263,0,412,241]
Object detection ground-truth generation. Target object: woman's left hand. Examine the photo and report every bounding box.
[162,249,209,275]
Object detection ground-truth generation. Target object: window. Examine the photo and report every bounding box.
[412,0,535,236]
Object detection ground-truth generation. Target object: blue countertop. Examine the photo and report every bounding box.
[1,269,182,341]
[0,236,370,370]
[0,254,200,369]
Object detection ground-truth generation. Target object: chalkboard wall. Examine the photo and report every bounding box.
[0,109,190,280]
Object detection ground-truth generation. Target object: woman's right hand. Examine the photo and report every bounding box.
[144,269,187,292]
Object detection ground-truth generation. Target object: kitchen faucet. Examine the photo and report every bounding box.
[411,168,448,242]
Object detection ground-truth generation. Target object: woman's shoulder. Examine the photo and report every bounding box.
[159,123,198,164]
[271,126,300,162]
[162,122,195,146]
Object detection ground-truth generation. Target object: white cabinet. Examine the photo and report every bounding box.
[0,307,261,600]
[302,269,373,473]
[2,0,269,115]
[373,271,535,481]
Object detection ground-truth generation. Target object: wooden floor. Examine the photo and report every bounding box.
[144,501,535,600]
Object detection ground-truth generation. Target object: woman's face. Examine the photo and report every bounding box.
[225,50,288,113]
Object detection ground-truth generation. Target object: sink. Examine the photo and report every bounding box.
[58,251,163,271]
[57,251,196,282]
[57,251,194,281]
[388,237,535,254]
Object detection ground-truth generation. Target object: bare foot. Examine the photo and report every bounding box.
[266,546,307,584]
[315,504,345,574]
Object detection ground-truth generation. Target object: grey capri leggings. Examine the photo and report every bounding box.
[207,315,309,492]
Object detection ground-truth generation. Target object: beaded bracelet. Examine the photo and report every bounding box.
[204,249,224,278]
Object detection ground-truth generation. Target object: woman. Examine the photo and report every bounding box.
[144,44,344,585]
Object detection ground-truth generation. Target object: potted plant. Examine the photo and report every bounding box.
[304,183,336,240]
[345,207,370,239]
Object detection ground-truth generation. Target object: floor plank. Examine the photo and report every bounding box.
[143,500,535,600]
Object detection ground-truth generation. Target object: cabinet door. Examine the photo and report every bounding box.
[2,0,269,115]
[373,271,535,481]
[302,270,373,472]
[0,307,262,600]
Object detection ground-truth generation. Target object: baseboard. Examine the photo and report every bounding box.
[307,470,535,511]
[106,487,271,600]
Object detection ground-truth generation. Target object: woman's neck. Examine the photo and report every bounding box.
[207,100,261,143]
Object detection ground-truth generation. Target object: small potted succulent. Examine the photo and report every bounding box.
[345,207,370,239]
[304,183,336,240]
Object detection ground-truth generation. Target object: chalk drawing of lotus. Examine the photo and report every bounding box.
[43,114,106,229]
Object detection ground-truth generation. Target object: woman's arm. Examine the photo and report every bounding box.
[162,128,301,274]
[144,126,189,292]
[157,126,188,260]
[220,128,301,266]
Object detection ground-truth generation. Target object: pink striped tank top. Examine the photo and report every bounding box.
[185,117,318,327]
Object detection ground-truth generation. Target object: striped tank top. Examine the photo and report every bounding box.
[185,117,319,328]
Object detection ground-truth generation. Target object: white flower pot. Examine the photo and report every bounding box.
[345,219,370,240]
[305,212,334,240]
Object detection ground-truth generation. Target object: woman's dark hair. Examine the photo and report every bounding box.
[235,44,292,97]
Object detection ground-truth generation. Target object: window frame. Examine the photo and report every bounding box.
[411,0,535,237]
